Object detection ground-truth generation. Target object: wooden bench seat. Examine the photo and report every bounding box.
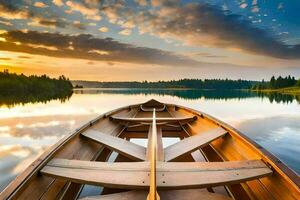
[41,159,272,190]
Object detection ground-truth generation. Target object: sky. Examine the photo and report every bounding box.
[0,0,300,81]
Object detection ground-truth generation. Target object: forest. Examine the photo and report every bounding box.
[0,70,73,106]
[73,79,256,89]
[252,75,300,90]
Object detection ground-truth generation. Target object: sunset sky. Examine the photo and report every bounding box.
[0,0,300,81]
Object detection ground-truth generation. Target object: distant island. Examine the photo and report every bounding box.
[72,79,257,90]
[0,70,73,107]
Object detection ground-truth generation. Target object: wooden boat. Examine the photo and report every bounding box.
[1,99,299,200]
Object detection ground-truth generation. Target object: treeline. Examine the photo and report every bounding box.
[252,75,300,90]
[72,79,256,89]
[0,70,73,106]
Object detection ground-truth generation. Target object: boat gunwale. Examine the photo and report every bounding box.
[1,100,299,199]
[168,103,300,191]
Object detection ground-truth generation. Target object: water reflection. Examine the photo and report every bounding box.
[0,90,73,108]
[74,89,258,100]
[1,89,300,192]
[255,91,299,104]
[74,89,300,104]
[237,115,300,174]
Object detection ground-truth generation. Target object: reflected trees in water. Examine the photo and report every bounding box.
[74,89,300,104]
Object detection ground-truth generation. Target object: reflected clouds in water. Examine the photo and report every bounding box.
[237,115,300,174]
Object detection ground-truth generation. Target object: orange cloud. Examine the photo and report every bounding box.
[34,2,48,8]
[52,0,64,7]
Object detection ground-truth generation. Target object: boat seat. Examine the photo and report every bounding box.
[110,116,196,124]
[140,104,166,112]
[82,128,227,162]
[82,130,147,161]
[41,159,272,190]
[79,189,232,200]
[164,127,227,161]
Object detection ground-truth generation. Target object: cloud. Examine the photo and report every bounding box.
[1,0,299,62]
[0,20,13,26]
[135,0,148,6]
[18,56,32,59]
[133,3,300,59]
[98,27,109,32]
[89,22,97,26]
[0,1,68,30]
[195,52,226,58]
[65,1,101,21]
[240,3,248,9]
[0,0,30,19]
[0,30,202,67]
[0,57,11,61]
[87,61,94,65]
[27,17,88,30]
[72,21,86,30]
[251,6,259,12]
[28,17,67,29]
[52,0,64,7]
[278,2,284,10]
[34,2,48,8]
[98,1,300,60]
[119,29,132,36]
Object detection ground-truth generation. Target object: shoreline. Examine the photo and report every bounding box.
[73,87,204,90]
[251,87,300,95]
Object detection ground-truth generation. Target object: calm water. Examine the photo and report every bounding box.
[1,89,300,191]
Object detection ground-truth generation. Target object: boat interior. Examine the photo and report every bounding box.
[1,99,300,200]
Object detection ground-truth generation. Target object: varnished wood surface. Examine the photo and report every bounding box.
[170,104,300,199]
[111,116,196,124]
[80,189,232,200]
[164,127,227,161]
[82,129,146,161]
[41,159,271,190]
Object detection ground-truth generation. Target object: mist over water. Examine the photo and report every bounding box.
[1,89,300,191]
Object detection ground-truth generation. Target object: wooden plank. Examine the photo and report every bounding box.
[172,104,300,199]
[180,123,231,197]
[41,159,271,190]
[154,160,272,190]
[41,159,150,189]
[156,126,164,161]
[82,129,146,161]
[164,128,227,161]
[111,116,196,124]
[80,189,232,200]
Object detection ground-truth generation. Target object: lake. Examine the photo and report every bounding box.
[1,89,300,191]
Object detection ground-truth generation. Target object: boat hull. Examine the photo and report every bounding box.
[0,100,299,200]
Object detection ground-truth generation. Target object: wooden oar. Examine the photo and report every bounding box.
[147,109,160,200]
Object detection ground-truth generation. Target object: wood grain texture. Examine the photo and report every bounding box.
[164,127,227,161]
[80,189,232,200]
[82,129,146,161]
[111,116,196,124]
[41,159,271,190]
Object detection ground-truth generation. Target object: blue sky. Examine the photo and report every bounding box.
[0,0,299,81]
